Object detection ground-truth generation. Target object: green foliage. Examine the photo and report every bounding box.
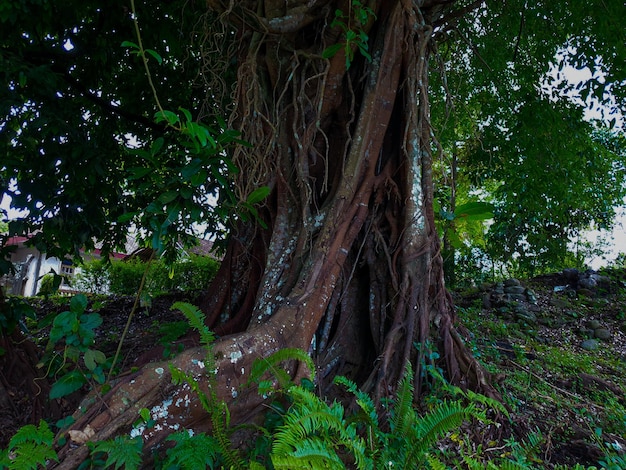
[161,431,223,469]
[0,420,58,469]
[42,294,109,399]
[89,436,143,470]
[323,0,375,69]
[0,295,36,336]
[73,255,219,296]
[0,0,242,266]
[169,301,246,470]
[36,273,63,297]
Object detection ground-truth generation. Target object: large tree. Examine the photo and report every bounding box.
[1,0,625,465]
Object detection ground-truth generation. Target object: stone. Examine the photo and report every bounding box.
[549,298,569,308]
[482,292,492,309]
[515,310,537,324]
[506,293,527,302]
[580,339,599,351]
[578,277,598,290]
[588,320,602,330]
[526,289,538,303]
[504,285,525,294]
[504,278,521,287]
[594,328,611,340]
[577,288,595,298]
[562,268,580,284]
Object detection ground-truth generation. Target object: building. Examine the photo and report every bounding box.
[1,236,128,296]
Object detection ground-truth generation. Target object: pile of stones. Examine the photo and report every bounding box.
[481,270,617,350]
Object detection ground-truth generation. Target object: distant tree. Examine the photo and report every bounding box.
[1,0,625,463]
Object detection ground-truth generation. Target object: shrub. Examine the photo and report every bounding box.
[73,256,219,295]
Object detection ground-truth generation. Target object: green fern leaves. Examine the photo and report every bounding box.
[0,421,58,470]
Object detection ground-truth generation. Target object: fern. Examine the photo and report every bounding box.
[334,375,379,431]
[389,362,417,437]
[0,420,58,470]
[162,431,222,469]
[169,302,246,470]
[171,302,215,347]
[90,435,143,470]
[404,400,482,466]
[248,347,316,392]
[270,385,371,469]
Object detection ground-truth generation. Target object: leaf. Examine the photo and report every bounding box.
[246,186,270,204]
[453,202,495,221]
[150,137,164,156]
[145,48,162,65]
[68,425,95,444]
[154,110,180,126]
[92,435,143,470]
[84,349,107,371]
[322,43,343,59]
[179,107,192,123]
[50,370,86,399]
[70,294,89,314]
[121,40,139,50]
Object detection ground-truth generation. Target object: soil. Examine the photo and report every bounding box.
[1,271,625,467]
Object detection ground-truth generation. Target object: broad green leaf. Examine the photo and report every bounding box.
[145,48,162,65]
[246,186,270,204]
[154,110,180,126]
[84,349,107,371]
[121,40,139,50]
[70,294,89,314]
[322,43,343,59]
[50,371,86,399]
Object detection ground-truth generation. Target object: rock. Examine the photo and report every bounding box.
[526,289,538,303]
[580,339,599,351]
[506,293,527,302]
[515,310,537,324]
[577,288,595,298]
[588,320,602,330]
[562,268,580,284]
[504,278,521,287]
[504,285,525,294]
[482,292,492,309]
[549,298,569,308]
[578,277,598,290]
[594,328,611,340]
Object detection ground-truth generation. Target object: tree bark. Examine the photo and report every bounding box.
[53,0,500,465]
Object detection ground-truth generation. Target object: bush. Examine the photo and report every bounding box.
[73,255,219,295]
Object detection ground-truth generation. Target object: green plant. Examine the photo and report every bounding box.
[168,301,247,470]
[0,420,58,469]
[42,294,109,399]
[323,0,375,69]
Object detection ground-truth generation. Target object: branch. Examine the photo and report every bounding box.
[433,0,484,35]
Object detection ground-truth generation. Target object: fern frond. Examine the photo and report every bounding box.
[390,362,417,436]
[0,421,58,470]
[334,375,379,430]
[1,442,59,470]
[272,437,346,468]
[425,453,448,470]
[8,420,54,448]
[404,400,480,466]
[91,435,143,470]
[249,348,316,390]
[496,461,535,470]
[171,302,215,346]
[163,431,222,469]
[272,385,372,469]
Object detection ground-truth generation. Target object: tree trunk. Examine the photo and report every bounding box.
[53,1,499,465]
